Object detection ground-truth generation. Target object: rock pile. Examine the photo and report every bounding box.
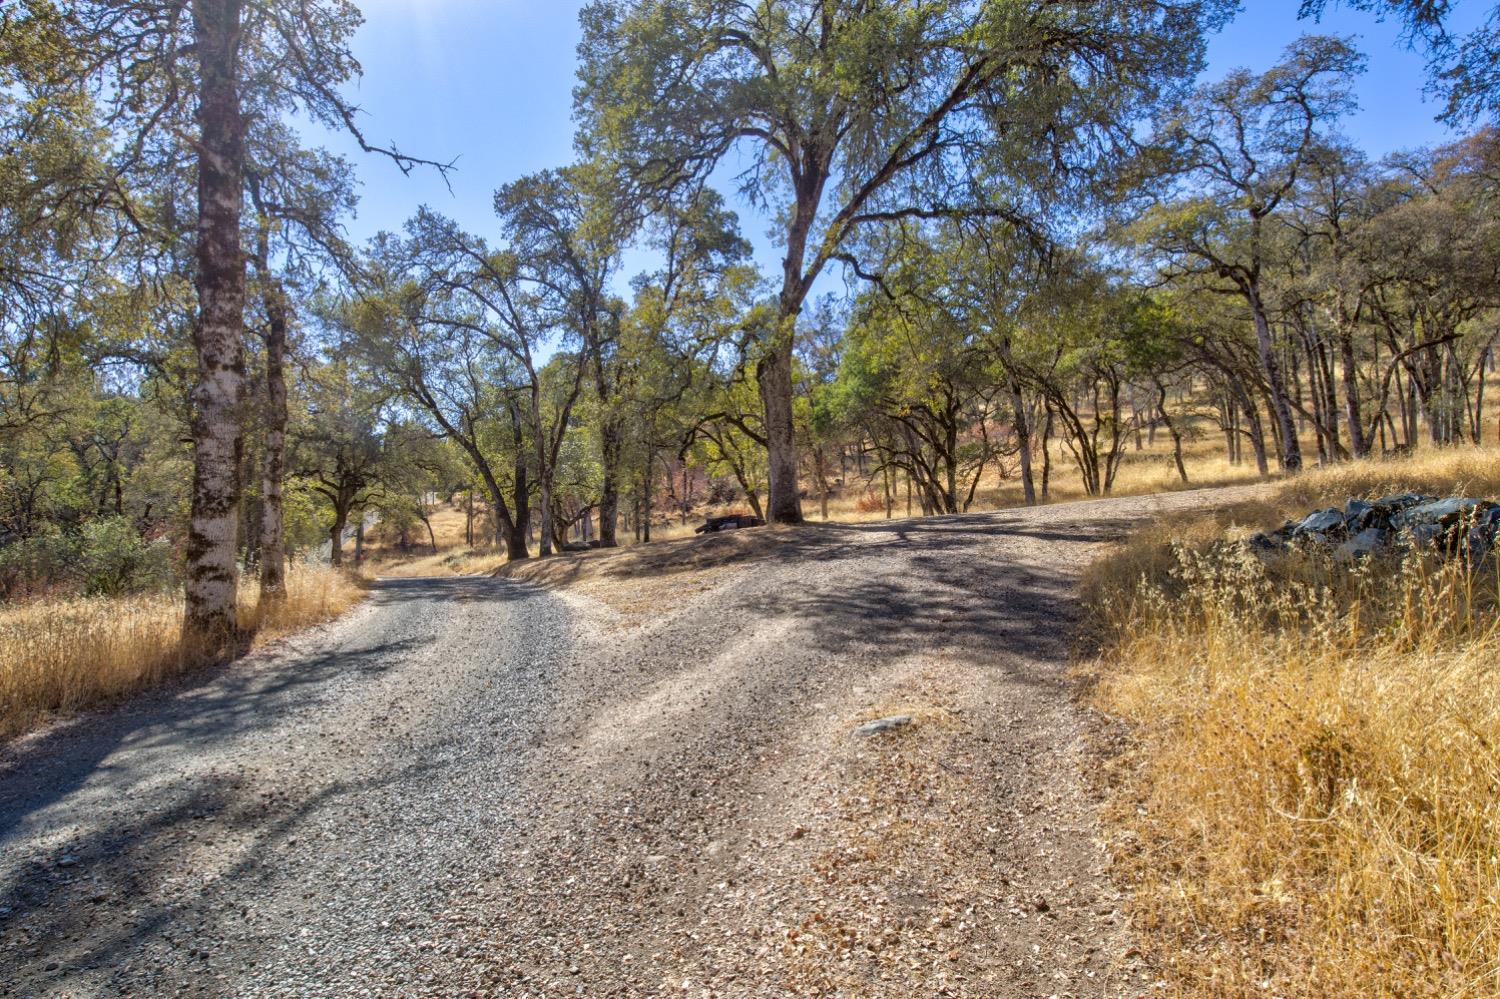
[1248,494,1500,565]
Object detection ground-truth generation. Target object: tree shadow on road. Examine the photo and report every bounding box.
[0,577,520,844]
[0,756,445,993]
[0,574,545,992]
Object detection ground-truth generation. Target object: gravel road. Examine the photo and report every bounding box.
[0,486,1262,998]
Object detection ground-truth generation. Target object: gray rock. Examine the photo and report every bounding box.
[853,715,914,737]
[1398,497,1487,527]
[1238,495,1499,565]
[1375,493,1428,511]
[1334,528,1389,564]
[1402,521,1446,551]
[1394,498,1498,556]
[1466,506,1500,563]
[1295,508,1345,535]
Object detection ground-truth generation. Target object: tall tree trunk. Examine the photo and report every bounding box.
[531,387,554,558]
[511,462,529,557]
[1250,293,1303,472]
[420,507,437,553]
[815,447,829,520]
[1316,335,1343,461]
[238,444,258,564]
[184,0,248,648]
[1218,393,1236,464]
[1227,377,1270,478]
[484,481,527,561]
[258,283,288,604]
[1011,383,1036,506]
[329,508,348,568]
[1339,328,1368,458]
[640,452,653,544]
[996,337,1036,505]
[1474,342,1491,445]
[757,327,802,524]
[1155,379,1188,484]
[597,414,622,547]
[1040,405,1054,501]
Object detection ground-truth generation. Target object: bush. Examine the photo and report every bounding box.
[0,531,82,599]
[78,517,176,596]
[0,518,175,599]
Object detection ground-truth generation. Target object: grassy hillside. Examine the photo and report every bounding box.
[1081,446,1500,998]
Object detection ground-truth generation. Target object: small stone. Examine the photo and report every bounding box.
[56,855,79,869]
[853,715,914,737]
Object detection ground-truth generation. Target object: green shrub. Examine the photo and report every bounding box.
[0,519,176,599]
[78,517,175,596]
[0,531,83,598]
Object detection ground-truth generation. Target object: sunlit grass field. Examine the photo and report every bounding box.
[0,565,366,741]
[1082,445,1500,998]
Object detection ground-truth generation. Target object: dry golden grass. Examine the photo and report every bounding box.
[1275,445,1500,511]
[368,546,510,579]
[0,564,367,741]
[1082,445,1500,999]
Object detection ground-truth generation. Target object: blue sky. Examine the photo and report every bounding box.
[318,0,1482,274]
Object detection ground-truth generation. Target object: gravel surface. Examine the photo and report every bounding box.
[0,485,1263,997]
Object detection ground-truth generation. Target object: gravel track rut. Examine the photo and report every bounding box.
[0,486,1262,997]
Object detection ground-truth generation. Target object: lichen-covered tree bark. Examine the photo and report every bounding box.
[184,0,248,645]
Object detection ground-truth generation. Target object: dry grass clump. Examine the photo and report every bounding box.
[1084,447,1500,998]
[0,564,366,741]
[1276,446,1500,512]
